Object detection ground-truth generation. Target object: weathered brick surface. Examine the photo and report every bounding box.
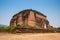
[15,28,55,33]
[10,9,52,29]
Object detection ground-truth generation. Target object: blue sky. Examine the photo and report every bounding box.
[0,0,60,28]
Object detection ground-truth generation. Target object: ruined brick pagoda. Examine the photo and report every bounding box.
[10,9,54,33]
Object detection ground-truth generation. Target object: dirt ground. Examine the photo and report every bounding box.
[0,33,60,40]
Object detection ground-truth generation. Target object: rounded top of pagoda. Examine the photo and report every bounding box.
[13,9,46,17]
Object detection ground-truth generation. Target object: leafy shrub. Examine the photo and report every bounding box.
[55,27,60,32]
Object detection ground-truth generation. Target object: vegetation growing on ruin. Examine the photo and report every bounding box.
[0,25,60,33]
[0,25,38,33]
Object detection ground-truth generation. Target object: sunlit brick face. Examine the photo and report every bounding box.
[10,9,50,29]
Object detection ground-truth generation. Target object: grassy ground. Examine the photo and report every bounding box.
[0,33,60,40]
